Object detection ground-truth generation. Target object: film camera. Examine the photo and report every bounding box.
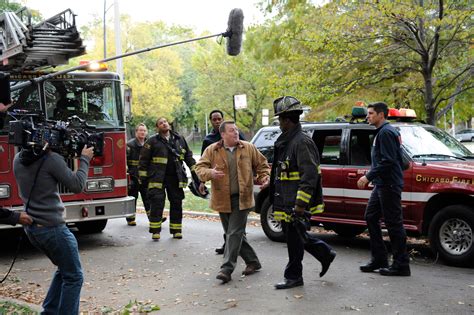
[8,110,104,158]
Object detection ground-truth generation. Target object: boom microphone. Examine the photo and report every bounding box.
[0,72,11,105]
[224,8,244,56]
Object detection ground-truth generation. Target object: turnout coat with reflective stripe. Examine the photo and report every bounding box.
[270,123,324,218]
[126,138,144,178]
[138,131,196,190]
[195,140,270,213]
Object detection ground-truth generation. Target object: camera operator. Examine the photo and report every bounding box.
[0,207,32,226]
[13,143,94,315]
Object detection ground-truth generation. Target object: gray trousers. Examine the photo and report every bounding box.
[219,195,260,274]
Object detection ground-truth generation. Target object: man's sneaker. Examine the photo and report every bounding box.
[127,220,137,226]
[173,233,183,239]
[152,233,161,240]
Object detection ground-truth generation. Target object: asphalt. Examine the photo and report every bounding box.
[1,214,473,314]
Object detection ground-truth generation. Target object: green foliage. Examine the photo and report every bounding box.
[260,0,473,125]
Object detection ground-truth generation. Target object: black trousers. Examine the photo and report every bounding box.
[282,220,333,280]
[127,177,150,222]
[365,185,409,267]
[148,176,184,234]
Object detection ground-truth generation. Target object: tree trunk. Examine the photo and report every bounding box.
[423,70,436,125]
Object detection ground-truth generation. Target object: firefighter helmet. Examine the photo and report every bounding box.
[188,180,209,199]
[273,96,303,116]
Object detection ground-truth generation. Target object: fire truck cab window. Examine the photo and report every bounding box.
[45,80,123,128]
[0,84,41,131]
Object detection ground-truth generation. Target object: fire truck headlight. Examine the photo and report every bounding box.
[0,185,10,199]
[86,178,113,192]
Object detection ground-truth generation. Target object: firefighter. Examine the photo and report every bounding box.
[270,96,336,289]
[138,117,197,240]
[126,123,150,226]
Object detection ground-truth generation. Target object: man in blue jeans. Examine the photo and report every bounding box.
[14,143,94,314]
[357,102,410,276]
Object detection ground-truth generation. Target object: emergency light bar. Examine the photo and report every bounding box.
[79,61,108,72]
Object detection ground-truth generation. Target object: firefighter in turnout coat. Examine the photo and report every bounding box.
[139,117,196,240]
[126,123,150,225]
[270,96,336,290]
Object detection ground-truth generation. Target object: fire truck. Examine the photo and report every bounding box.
[252,107,474,266]
[0,8,135,232]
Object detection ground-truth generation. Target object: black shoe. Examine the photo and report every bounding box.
[215,244,225,255]
[274,278,304,290]
[216,271,232,283]
[320,250,337,277]
[360,260,389,273]
[380,265,411,277]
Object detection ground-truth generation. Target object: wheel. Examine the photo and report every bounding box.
[327,224,366,238]
[260,197,285,242]
[76,219,108,234]
[429,205,474,267]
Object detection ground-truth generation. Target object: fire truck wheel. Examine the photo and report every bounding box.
[76,219,108,234]
[328,224,366,238]
[429,205,474,267]
[260,197,285,242]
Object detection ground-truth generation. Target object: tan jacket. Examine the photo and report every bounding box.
[195,140,270,213]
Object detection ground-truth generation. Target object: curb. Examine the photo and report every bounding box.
[137,207,260,222]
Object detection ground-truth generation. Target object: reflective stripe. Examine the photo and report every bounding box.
[139,171,147,177]
[179,182,187,188]
[148,182,163,189]
[152,157,168,164]
[149,222,162,228]
[274,211,292,222]
[296,190,311,203]
[179,154,184,160]
[170,223,182,229]
[317,165,321,174]
[310,204,324,214]
[128,160,139,166]
[280,171,301,181]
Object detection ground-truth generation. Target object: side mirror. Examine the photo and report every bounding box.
[0,72,11,105]
[123,86,132,123]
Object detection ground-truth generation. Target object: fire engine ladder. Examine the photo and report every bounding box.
[0,7,85,72]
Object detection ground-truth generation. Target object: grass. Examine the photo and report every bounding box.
[0,300,37,314]
[136,188,213,213]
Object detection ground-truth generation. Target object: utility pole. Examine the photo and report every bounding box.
[114,0,123,81]
[103,0,107,58]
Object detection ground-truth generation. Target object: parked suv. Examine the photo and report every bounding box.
[251,109,474,266]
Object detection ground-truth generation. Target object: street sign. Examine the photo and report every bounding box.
[234,94,247,109]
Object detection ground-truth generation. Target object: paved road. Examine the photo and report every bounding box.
[1,214,473,314]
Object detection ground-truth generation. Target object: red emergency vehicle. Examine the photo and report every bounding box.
[252,107,474,266]
[0,9,135,232]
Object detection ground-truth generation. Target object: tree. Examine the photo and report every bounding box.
[191,29,276,136]
[260,0,473,125]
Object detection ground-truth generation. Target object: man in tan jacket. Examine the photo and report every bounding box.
[195,121,270,283]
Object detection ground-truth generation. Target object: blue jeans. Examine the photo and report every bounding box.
[25,224,83,315]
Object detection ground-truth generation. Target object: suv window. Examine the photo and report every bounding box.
[349,130,374,166]
[313,130,342,165]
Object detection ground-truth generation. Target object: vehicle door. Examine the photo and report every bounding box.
[342,128,376,220]
[312,128,345,217]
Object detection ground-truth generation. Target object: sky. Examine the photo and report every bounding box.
[23,0,266,33]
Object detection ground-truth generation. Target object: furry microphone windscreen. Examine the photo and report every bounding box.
[226,8,244,56]
[0,72,11,105]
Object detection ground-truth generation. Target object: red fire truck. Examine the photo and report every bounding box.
[0,8,135,232]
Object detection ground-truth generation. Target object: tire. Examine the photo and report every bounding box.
[329,224,366,238]
[260,197,285,242]
[76,219,108,234]
[429,205,474,267]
